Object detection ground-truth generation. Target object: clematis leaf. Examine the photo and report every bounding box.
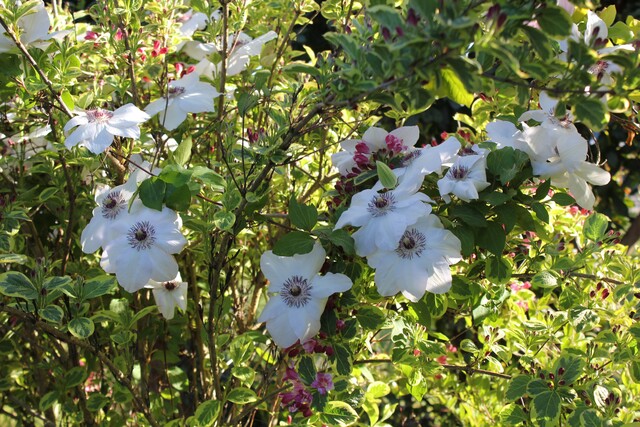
[376,161,397,189]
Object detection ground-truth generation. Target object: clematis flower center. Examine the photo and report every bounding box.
[280,275,312,308]
[86,108,113,123]
[127,221,156,251]
[395,228,427,260]
[163,281,177,291]
[100,190,127,220]
[167,86,186,98]
[449,165,469,180]
[402,149,421,167]
[367,192,396,217]
[589,60,609,80]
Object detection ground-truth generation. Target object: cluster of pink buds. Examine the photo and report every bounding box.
[151,40,168,57]
[247,127,266,144]
[280,366,313,417]
[286,333,334,358]
[174,63,196,79]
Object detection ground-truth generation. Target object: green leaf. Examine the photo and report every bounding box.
[0,271,38,300]
[68,317,95,339]
[43,276,72,291]
[40,305,64,323]
[60,90,74,111]
[599,5,616,27]
[332,343,352,375]
[172,136,192,166]
[366,381,390,399]
[506,375,532,400]
[460,338,479,354]
[39,390,59,412]
[450,205,487,227]
[583,213,609,242]
[521,26,554,60]
[64,366,87,389]
[572,98,609,131]
[192,166,225,190]
[487,147,530,185]
[476,221,506,256]
[532,202,549,223]
[425,293,447,318]
[499,404,528,425]
[86,393,110,412]
[356,305,386,330]
[555,354,585,385]
[486,256,512,285]
[83,275,117,299]
[231,366,255,386]
[536,6,573,38]
[226,387,257,404]
[0,254,29,265]
[531,271,558,289]
[289,197,318,231]
[272,231,315,256]
[527,378,549,395]
[165,183,192,211]
[326,229,355,255]
[441,67,474,107]
[319,401,359,426]
[138,177,166,211]
[376,161,397,189]
[213,210,236,232]
[531,391,561,424]
[195,400,221,426]
[38,187,59,202]
[298,356,317,385]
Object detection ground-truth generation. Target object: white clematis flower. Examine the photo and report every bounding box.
[486,120,532,157]
[146,273,188,320]
[100,206,187,293]
[145,72,220,131]
[335,184,432,257]
[193,31,278,77]
[437,152,490,202]
[258,243,352,348]
[64,104,150,154]
[0,1,69,53]
[368,214,462,301]
[526,127,610,209]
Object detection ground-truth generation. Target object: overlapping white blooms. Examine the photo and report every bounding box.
[331,126,418,176]
[334,182,432,257]
[100,205,187,292]
[146,273,188,320]
[64,104,150,154]
[193,31,278,78]
[145,72,220,131]
[485,120,532,156]
[81,157,159,254]
[258,243,352,348]
[395,136,461,193]
[0,1,69,53]
[437,149,490,202]
[367,214,461,301]
[525,126,610,209]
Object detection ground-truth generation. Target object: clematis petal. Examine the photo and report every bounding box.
[361,127,389,151]
[566,173,595,210]
[577,162,610,186]
[148,246,179,283]
[82,127,115,153]
[389,125,419,147]
[151,287,175,319]
[309,273,352,298]
[425,261,454,294]
[265,310,298,348]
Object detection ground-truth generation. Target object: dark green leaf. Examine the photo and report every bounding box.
[499,404,528,425]
[531,391,561,424]
[532,202,549,223]
[289,197,318,231]
[64,366,87,388]
[138,177,166,211]
[531,271,558,289]
[332,343,352,375]
[555,354,585,385]
[39,390,59,412]
[298,356,317,385]
[165,184,192,211]
[43,276,72,291]
[326,229,355,255]
[487,147,530,185]
[40,305,64,323]
[195,400,221,426]
[506,375,532,400]
[572,97,609,131]
[192,166,225,190]
[226,387,257,404]
[86,393,110,412]
[450,205,487,227]
[486,256,512,285]
[476,221,506,256]
[536,6,573,38]
[356,305,386,330]
[272,232,315,256]
[83,275,117,299]
[0,271,38,300]
[68,317,95,339]
[213,211,236,232]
